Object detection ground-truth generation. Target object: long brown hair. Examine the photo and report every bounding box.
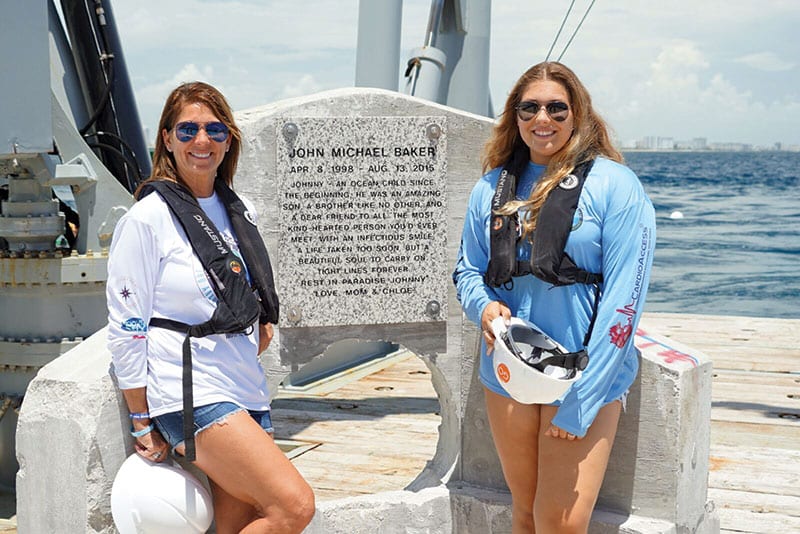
[135,81,242,198]
[483,62,622,239]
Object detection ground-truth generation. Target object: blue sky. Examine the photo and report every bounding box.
[111,0,800,148]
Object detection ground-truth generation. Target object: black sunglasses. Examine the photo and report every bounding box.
[515,101,570,122]
[173,121,230,143]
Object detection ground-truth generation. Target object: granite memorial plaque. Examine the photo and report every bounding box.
[277,117,448,328]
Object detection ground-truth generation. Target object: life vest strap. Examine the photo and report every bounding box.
[181,333,195,461]
[148,317,207,461]
[149,317,189,333]
[532,349,589,380]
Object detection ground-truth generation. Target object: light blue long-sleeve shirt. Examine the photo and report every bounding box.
[453,157,656,437]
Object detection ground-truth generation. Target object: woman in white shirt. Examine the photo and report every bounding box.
[107,81,314,533]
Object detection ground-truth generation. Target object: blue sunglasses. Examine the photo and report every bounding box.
[173,121,230,142]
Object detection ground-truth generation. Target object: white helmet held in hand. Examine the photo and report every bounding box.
[111,453,214,534]
[491,316,588,404]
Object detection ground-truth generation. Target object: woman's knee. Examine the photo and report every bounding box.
[264,479,315,532]
[510,498,534,531]
[534,503,592,534]
[291,483,316,529]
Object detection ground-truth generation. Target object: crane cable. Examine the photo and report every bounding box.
[545,0,598,63]
[545,0,575,62]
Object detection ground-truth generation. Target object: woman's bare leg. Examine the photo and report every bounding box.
[484,388,542,534]
[187,411,315,534]
[534,402,621,534]
[206,478,258,533]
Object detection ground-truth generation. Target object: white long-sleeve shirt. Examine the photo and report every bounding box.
[106,190,270,417]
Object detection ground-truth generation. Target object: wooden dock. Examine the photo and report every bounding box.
[272,312,800,534]
[0,312,796,533]
[274,352,441,501]
[639,313,800,533]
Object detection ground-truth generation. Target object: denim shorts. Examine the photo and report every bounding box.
[153,402,273,456]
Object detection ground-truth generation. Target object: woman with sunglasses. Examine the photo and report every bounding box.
[453,62,655,532]
[106,82,315,533]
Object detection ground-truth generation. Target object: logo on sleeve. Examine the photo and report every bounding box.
[121,317,147,339]
[608,226,653,349]
[117,278,138,302]
[119,286,134,301]
[608,322,632,348]
[121,318,146,332]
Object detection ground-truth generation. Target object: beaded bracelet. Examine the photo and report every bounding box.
[130,423,155,438]
[128,412,151,420]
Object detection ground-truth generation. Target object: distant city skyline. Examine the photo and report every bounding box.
[620,135,798,151]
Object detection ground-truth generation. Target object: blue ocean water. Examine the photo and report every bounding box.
[624,151,800,319]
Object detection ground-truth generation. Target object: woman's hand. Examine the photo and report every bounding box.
[134,425,170,463]
[480,301,511,355]
[258,322,274,354]
[545,424,581,441]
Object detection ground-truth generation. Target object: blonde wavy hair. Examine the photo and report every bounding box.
[483,62,622,239]
[135,81,242,199]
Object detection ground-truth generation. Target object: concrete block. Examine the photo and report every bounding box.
[599,328,718,532]
[305,487,452,533]
[16,328,124,534]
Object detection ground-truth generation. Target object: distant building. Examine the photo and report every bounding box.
[691,138,707,150]
[674,137,708,151]
[659,137,674,150]
[634,136,676,150]
[708,142,753,151]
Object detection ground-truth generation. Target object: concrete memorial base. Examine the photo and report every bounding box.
[16,89,718,533]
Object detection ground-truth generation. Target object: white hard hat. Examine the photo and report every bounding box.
[111,453,214,534]
[491,316,588,404]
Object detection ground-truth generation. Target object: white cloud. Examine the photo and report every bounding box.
[279,74,324,100]
[115,0,359,54]
[643,40,710,94]
[136,64,216,105]
[135,64,216,144]
[735,52,795,72]
[602,40,795,145]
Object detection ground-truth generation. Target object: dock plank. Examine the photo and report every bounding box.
[712,419,800,450]
[714,505,800,534]
[639,313,800,373]
[709,445,800,497]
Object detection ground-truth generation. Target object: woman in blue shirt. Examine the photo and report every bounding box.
[453,62,655,532]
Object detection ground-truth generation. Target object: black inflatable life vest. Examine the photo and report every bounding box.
[138,179,279,461]
[483,150,603,350]
[484,152,602,288]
